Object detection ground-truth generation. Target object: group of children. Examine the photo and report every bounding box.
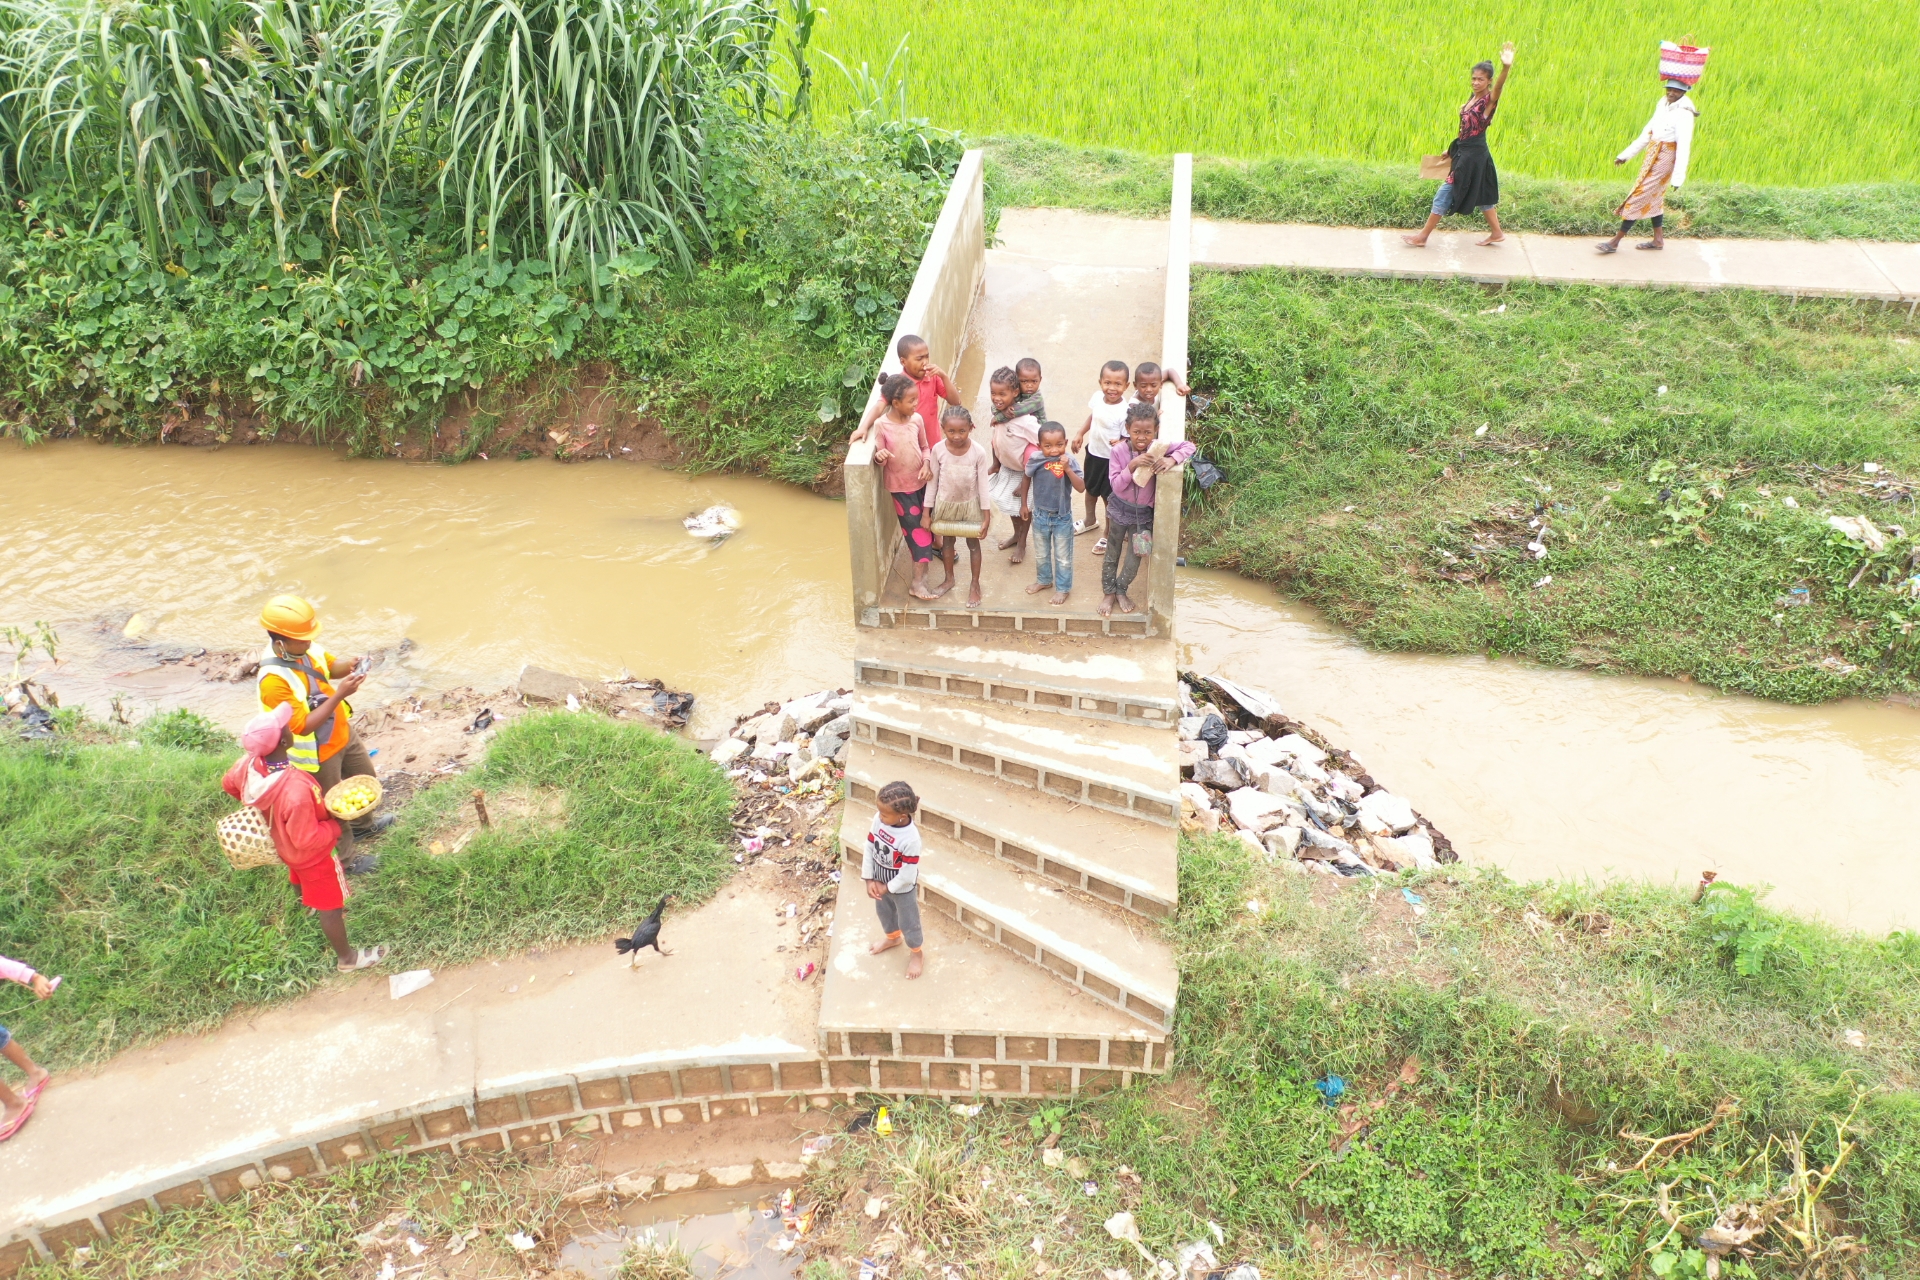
[852,336,1195,617]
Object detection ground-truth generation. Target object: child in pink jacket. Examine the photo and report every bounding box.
[0,955,55,1139]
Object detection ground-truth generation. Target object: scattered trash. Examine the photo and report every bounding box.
[1826,514,1888,553]
[1863,462,1882,473]
[376,1256,396,1280]
[1479,303,1506,314]
[1782,496,1799,509]
[445,1227,480,1255]
[1656,385,1668,396]
[684,505,743,540]
[1531,574,1553,589]
[741,836,765,854]
[859,1259,880,1280]
[1314,1076,1346,1105]
[1176,1238,1219,1279]
[1341,504,1355,513]
[795,962,816,982]
[951,1103,984,1117]
[875,1106,894,1136]
[565,693,581,713]
[1105,1211,1157,1264]
[1401,888,1424,905]
[1475,423,1488,437]
[785,902,797,918]
[1042,1147,1065,1168]
[406,1237,428,1257]
[864,1195,887,1219]
[388,970,434,1000]
[507,1231,537,1252]
[801,1135,835,1160]
[1843,1029,1867,1048]
[466,708,493,734]
[1083,1180,1099,1196]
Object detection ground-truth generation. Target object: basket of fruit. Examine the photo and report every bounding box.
[217,806,281,870]
[324,775,384,822]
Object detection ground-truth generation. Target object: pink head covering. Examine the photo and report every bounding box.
[241,702,294,757]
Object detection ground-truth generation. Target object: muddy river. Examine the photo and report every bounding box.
[4,440,1916,933]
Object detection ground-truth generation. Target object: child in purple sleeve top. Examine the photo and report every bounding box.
[1101,402,1194,617]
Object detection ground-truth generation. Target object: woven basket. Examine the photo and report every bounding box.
[217,806,280,870]
[325,775,384,822]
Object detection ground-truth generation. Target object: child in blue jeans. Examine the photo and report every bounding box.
[1023,422,1085,606]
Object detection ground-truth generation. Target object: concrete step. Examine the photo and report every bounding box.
[817,874,1168,1098]
[844,743,1176,918]
[872,530,1157,638]
[851,687,1179,826]
[854,628,1180,727]
[838,801,1177,1030]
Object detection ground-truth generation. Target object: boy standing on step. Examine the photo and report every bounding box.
[863,781,926,980]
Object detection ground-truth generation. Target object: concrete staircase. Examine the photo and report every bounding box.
[818,630,1183,1092]
[820,149,1191,1098]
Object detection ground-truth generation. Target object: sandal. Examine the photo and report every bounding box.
[337,945,388,973]
[1636,240,1663,251]
[1092,538,1108,554]
[0,1088,40,1143]
[1595,242,1619,254]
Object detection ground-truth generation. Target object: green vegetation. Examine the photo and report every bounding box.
[818,1,1920,187]
[986,136,1920,243]
[0,0,959,478]
[24,838,1919,1278]
[0,712,732,1066]
[1182,269,1920,703]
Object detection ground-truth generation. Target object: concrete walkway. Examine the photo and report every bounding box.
[1192,218,1920,302]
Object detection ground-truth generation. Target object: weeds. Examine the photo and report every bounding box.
[1184,269,1920,702]
[0,711,733,1066]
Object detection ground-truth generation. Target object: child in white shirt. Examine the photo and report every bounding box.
[862,780,926,979]
[1074,360,1132,554]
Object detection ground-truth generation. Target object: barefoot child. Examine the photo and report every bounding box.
[855,333,959,440]
[863,374,941,599]
[1101,402,1194,617]
[223,703,388,973]
[1074,360,1131,553]
[986,367,1041,564]
[0,957,55,1141]
[1024,422,1085,606]
[863,781,926,980]
[925,406,994,608]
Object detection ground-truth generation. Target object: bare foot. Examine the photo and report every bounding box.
[1401,235,1427,247]
[928,578,955,599]
[1009,547,1025,566]
[1115,593,1138,614]
[1025,581,1052,595]
[1050,591,1069,606]
[908,585,940,601]
[906,950,924,979]
[966,584,982,609]
[869,934,903,956]
[996,535,1018,550]
[1477,235,1504,246]
[0,1102,21,1128]
[1098,593,1117,617]
[25,1066,49,1092]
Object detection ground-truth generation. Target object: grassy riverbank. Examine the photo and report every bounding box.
[819,3,1920,188]
[1181,269,1920,703]
[0,713,732,1066]
[29,838,1920,1279]
[985,136,1920,242]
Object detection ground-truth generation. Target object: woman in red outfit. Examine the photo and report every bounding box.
[1404,41,1516,248]
[223,703,387,972]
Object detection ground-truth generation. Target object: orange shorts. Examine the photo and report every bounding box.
[287,853,348,912]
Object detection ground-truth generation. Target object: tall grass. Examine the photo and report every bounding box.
[0,0,789,271]
[816,0,1920,188]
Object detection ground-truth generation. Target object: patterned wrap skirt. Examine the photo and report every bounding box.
[1616,141,1677,221]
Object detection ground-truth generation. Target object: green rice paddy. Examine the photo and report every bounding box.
[816,0,1920,187]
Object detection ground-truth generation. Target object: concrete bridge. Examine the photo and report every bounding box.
[822,152,1195,1093]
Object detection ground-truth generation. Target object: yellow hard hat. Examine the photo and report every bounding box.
[259,594,321,641]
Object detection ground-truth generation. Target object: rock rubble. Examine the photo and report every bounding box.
[710,689,855,783]
[1177,672,1458,877]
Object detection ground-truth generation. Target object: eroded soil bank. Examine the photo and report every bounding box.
[5,440,1918,931]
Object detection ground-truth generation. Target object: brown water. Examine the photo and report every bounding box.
[1,440,851,737]
[5,441,1917,931]
[557,1186,802,1280]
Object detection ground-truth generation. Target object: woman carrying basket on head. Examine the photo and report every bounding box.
[1597,43,1708,254]
[223,703,387,973]
[1405,42,1516,249]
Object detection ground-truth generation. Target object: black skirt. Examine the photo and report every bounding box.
[1446,134,1499,213]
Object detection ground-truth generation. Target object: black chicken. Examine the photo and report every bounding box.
[615,895,674,967]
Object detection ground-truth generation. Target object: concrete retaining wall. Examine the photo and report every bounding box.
[0,1044,1113,1272]
[847,149,987,622]
[1148,154,1194,634]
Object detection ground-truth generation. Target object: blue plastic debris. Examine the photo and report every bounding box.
[1402,888,1424,906]
[1314,1076,1346,1106]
